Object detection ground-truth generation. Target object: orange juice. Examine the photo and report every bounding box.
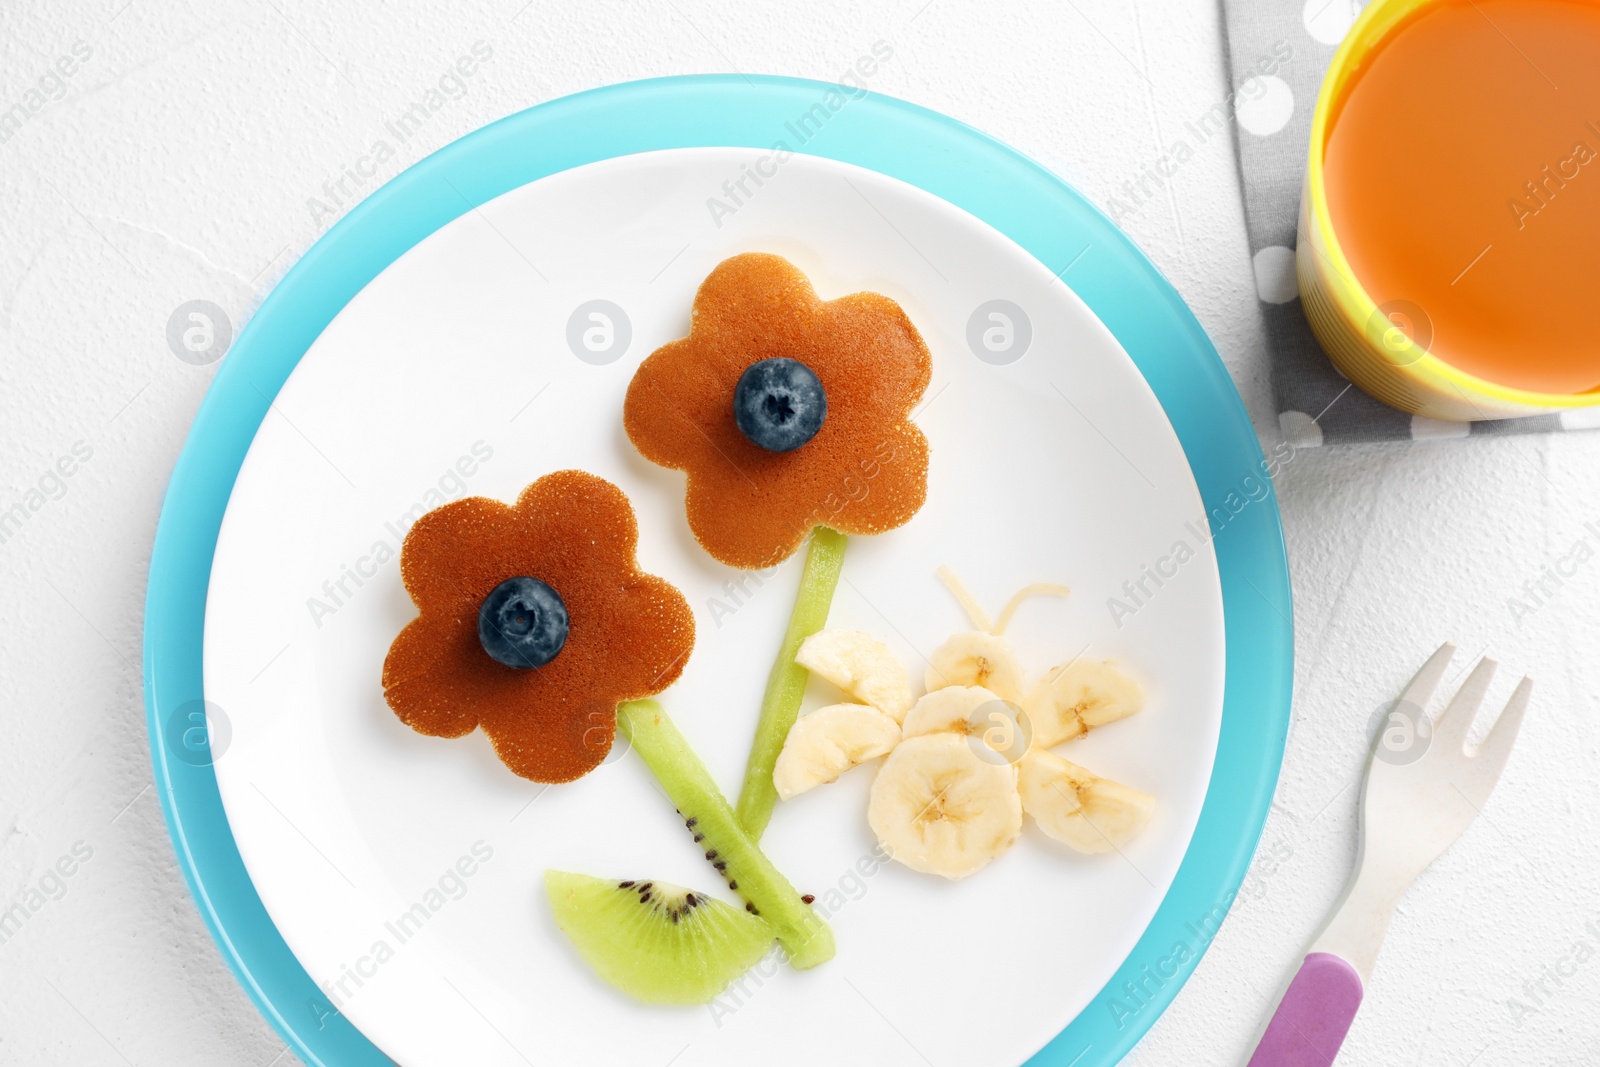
[1322,0,1600,396]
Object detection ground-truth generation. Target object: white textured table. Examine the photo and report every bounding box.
[2,2,1596,1064]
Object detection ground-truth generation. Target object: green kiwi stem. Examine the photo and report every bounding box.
[734,526,848,838]
[617,698,835,969]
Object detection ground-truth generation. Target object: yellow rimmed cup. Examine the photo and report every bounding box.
[1298,0,1600,422]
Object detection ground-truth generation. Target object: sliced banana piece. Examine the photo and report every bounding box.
[1017,749,1154,854]
[924,631,1025,702]
[900,685,1002,740]
[1023,658,1144,749]
[899,685,1031,764]
[868,733,1022,879]
[795,629,913,722]
[772,703,902,800]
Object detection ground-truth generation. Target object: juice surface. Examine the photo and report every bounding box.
[1323,0,1600,395]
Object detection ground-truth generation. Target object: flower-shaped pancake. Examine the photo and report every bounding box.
[624,253,932,569]
[382,470,694,783]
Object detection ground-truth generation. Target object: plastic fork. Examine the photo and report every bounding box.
[1245,643,1532,1066]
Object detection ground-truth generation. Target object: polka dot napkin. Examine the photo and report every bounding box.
[1221,0,1597,446]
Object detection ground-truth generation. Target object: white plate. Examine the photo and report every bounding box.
[205,148,1224,1067]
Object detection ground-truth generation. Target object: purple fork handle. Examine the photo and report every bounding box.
[1245,953,1364,1066]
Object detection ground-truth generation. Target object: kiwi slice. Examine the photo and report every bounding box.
[618,699,836,969]
[735,525,848,837]
[545,871,771,1004]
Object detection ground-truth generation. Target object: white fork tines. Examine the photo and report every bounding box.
[1310,642,1533,981]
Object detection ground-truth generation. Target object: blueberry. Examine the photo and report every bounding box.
[478,577,568,669]
[732,357,826,452]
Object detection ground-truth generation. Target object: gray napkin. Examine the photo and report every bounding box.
[1218,0,1597,446]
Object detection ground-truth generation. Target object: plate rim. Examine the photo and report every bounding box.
[143,73,1293,1067]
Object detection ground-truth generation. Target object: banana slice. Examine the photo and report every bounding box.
[1018,750,1154,854]
[924,631,1025,702]
[900,685,1001,739]
[868,733,1022,879]
[773,703,902,800]
[1022,659,1143,749]
[795,629,913,722]
[899,685,1032,764]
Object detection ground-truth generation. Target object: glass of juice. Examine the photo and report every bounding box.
[1300,0,1600,420]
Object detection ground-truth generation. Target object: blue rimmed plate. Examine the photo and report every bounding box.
[145,76,1291,1067]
